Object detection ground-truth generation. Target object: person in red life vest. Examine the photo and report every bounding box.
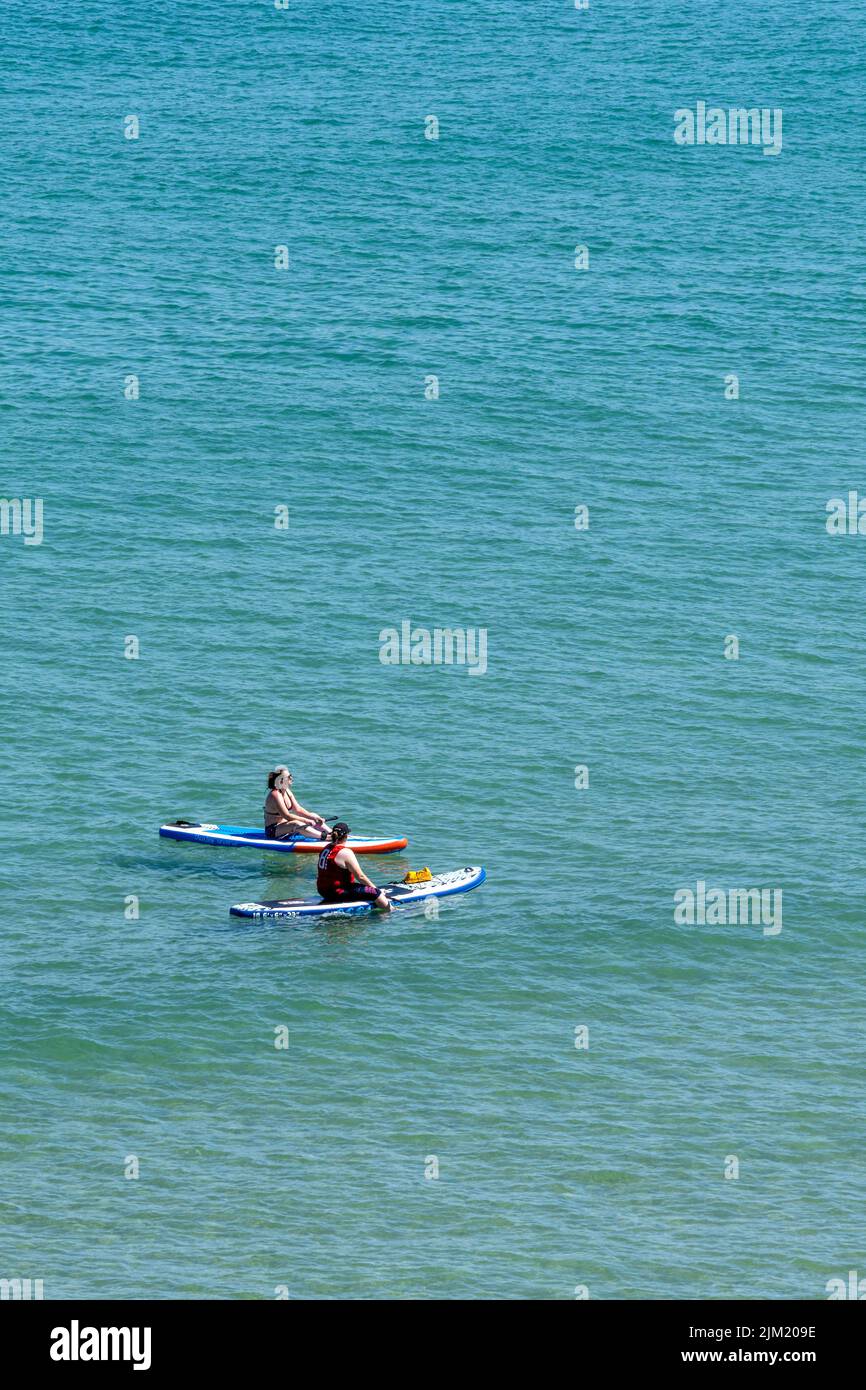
[317,822,393,911]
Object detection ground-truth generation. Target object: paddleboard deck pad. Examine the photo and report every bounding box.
[230,866,486,918]
[159,822,407,854]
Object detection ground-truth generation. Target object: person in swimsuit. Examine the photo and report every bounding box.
[316,822,393,911]
[263,769,329,841]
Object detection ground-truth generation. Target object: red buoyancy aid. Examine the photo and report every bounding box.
[317,841,355,897]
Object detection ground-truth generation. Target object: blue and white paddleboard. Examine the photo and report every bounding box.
[159,822,407,854]
[229,866,486,919]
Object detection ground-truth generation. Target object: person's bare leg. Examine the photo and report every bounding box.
[276,819,315,840]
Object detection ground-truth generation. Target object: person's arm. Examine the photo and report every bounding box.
[342,848,376,888]
[292,796,327,827]
[273,790,309,826]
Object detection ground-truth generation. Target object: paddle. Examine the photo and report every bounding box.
[291,817,338,841]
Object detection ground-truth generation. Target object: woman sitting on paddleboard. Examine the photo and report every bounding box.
[264,768,329,841]
[317,823,393,911]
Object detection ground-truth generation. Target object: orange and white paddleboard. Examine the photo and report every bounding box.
[159,822,407,854]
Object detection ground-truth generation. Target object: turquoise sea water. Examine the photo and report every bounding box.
[2,1,865,1298]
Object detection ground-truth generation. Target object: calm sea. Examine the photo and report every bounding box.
[2,0,864,1298]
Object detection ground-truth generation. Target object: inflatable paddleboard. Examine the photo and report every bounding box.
[159,822,407,854]
[229,866,486,918]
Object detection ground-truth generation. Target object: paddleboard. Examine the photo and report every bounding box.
[229,866,486,918]
[159,822,408,854]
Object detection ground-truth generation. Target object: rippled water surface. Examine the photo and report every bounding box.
[2,1,864,1298]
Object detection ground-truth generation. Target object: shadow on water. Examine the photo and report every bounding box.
[200,909,374,944]
[111,850,313,884]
